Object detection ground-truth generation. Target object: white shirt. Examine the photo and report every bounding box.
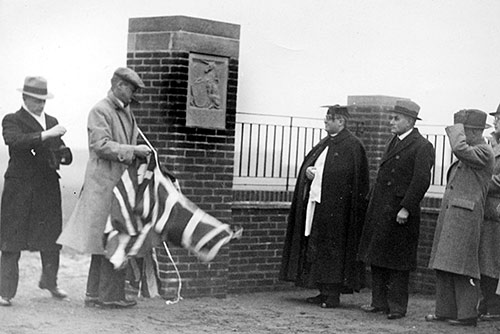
[398,128,413,141]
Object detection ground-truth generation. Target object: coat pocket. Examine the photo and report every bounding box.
[449,198,475,211]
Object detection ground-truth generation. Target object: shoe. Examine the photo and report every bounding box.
[84,296,100,308]
[425,314,448,322]
[306,294,327,305]
[0,297,11,307]
[479,313,500,321]
[320,296,340,309]
[100,299,137,309]
[360,304,389,314]
[447,318,477,327]
[387,312,405,320]
[38,282,67,299]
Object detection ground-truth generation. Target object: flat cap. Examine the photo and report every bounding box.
[113,67,145,89]
[321,104,350,118]
[393,100,421,120]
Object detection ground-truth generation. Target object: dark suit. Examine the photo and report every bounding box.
[0,107,72,299]
[358,128,434,315]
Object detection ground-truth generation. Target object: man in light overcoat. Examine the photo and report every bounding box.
[427,109,494,327]
[57,67,151,308]
[358,100,435,320]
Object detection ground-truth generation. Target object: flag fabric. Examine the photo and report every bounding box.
[104,154,242,271]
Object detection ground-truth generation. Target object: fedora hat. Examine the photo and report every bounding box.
[456,109,491,129]
[489,104,500,117]
[17,76,53,100]
[393,100,421,120]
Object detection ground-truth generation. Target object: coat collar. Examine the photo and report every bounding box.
[380,128,420,165]
[16,107,56,131]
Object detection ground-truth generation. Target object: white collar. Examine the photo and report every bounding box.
[398,128,413,141]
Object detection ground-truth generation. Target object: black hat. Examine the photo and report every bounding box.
[489,104,500,117]
[321,105,350,118]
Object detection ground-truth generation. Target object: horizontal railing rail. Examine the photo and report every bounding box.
[234,112,452,193]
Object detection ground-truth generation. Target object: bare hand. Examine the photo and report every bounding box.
[305,166,316,180]
[42,125,67,139]
[134,144,152,158]
[396,207,409,225]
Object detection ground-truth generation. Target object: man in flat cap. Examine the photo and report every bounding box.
[476,104,500,321]
[0,76,72,306]
[57,67,151,308]
[426,109,494,327]
[280,105,369,308]
[358,100,435,319]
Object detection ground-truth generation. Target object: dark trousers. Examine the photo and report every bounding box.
[435,270,480,320]
[86,254,126,302]
[370,265,409,315]
[479,274,500,315]
[0,250,59,300]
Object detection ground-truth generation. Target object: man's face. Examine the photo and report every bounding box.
[24,95,46,115]
[324,114,343,135]
[389,113,413,135]
[116,81,138,106]
[493,115,500,135]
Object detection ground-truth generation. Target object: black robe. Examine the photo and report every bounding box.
[279,128,369,291]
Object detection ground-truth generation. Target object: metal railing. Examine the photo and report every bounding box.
[234,112,453,193]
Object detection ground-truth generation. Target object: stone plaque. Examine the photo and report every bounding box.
[187,53,228,129]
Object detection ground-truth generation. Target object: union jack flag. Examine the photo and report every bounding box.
[104,154,242,271]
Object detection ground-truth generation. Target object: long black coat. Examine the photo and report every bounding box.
[0,108,72,251]
[358,128,434,271]
[280,128,369,291]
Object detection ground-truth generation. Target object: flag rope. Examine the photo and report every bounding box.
[137,127,184,305]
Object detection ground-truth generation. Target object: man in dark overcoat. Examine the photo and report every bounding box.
[280,105,369,308]
[426,109,494,327]
[0,76,72,306]
[357,100,435,319]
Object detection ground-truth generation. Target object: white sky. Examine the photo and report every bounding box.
[1,0,500,148]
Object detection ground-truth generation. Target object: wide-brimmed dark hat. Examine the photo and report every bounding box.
[489,104,500,117]
[321,104,350,118]
[393,100,421,120]
[17,76,54,100]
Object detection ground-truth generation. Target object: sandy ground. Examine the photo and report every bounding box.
[0,251,499,334]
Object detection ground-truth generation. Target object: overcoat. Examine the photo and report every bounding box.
[57,91,137,255]
[0,108,72,251]
[357,128,435,271]
[429,124,494,279]
[280,128,369,291]
[479,141,500,278]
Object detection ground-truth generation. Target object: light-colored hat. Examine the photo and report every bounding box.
[17,76,54,99]
[393,100,421,120]
[113,67,145,89]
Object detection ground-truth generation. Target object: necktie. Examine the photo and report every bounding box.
[389,136,400,152]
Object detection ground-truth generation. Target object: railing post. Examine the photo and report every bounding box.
[285,116,293,192]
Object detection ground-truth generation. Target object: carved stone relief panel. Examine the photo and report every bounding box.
[187,53,228,129]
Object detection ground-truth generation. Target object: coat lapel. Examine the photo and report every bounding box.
[17,108,44,131]
[380,128,419,166]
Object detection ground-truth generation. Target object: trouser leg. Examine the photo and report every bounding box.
[435,270,457,318]
[387,269,409,315]
[40,250,60,289]
[0,251,21,300]
[480,275,500,315]
[370,265,389,310]
[454,274,480,320]
[98,256,126,302]
[86,255,101,298]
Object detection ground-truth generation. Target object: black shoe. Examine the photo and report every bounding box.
[0,297,11,307]
[38,282,67,299]
[387,312,405,320]
[447,318,477,327]
[360,304,389,314]
[320,296,340,309]
[84,296,100,308]
[306,294,327,305]
[425,314,448,322]
[100,299,137,309]
[479,313,500,321]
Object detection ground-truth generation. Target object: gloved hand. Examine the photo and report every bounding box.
[453,109,468,125]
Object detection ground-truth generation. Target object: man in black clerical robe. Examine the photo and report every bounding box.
[280,105,369,308]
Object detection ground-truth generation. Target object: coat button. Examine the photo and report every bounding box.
[391,169,395,173]
[387,181,392,186]
[395,155,400,159]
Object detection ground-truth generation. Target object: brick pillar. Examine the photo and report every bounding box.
[126,16,240,298]
[346,95,410,184]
